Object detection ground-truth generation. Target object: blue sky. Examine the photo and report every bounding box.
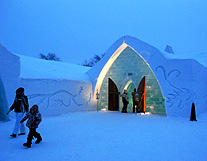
[0,0,207,64]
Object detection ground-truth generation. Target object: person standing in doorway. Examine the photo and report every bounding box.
[120,90,129,113]
[131,88,139,113]
[7,87,29,137]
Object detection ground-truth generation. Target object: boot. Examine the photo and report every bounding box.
[10,134,16,138]
[23,142,31,148]
[34,132,42,144]
[35,137,42,144]
[25,136,33,148]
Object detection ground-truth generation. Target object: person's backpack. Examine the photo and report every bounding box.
[135,93,139,101]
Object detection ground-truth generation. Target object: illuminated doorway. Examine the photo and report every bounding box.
[119,77,136,113]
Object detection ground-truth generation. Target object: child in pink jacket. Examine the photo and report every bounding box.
[20,104,42,148]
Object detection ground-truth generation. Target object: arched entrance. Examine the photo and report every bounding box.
[119,77,136,112]
[108,78,119,111]
[118,76,145,113]
[97,45,166,115]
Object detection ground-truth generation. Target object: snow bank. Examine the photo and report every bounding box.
[16,54,91,82]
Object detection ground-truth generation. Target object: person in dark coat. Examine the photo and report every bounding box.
[120,90,129,113]
[6,87,29,137]
[20,104,42,148]
[131,88,139,113]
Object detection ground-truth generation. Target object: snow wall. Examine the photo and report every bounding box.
[155,58,207,117]
[0,43,96,120]
[20,79,95,117]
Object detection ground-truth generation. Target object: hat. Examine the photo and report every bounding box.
[31,105,39,113]
[16,87,24,95]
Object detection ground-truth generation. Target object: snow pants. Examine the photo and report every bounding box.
[12,112,26,135]
[122,103,128,113]
[27,128,42,144]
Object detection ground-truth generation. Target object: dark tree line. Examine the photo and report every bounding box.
[39,53,61,61]
[39,52,105,67]
[81,53,105,67]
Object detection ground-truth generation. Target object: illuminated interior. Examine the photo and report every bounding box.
[119,78,136,113]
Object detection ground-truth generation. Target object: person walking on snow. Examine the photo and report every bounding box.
[20,104,42,148]
[7,87,29,137]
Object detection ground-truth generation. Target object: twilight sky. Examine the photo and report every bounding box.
[0,0,207,64]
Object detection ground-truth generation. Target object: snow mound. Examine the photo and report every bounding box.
[16,54,91,81]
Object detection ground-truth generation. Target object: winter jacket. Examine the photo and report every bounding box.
[120,93,129,105]
[10,95,29,113]
[21,111,42,129]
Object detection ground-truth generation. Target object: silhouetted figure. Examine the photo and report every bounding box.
[131,88,139,113]
[120,90,129,113]
[190,103,197,121]
[6,87,29,137]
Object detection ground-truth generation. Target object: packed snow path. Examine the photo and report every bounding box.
[1,111,207,161]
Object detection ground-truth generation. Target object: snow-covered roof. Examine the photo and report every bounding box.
[16,54,91,82]
[15,36,207,84]
[87,35,207,83]
[163,51,207,68]
[86,36,167,91]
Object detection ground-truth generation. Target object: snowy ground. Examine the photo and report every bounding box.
[1,111,207,161]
